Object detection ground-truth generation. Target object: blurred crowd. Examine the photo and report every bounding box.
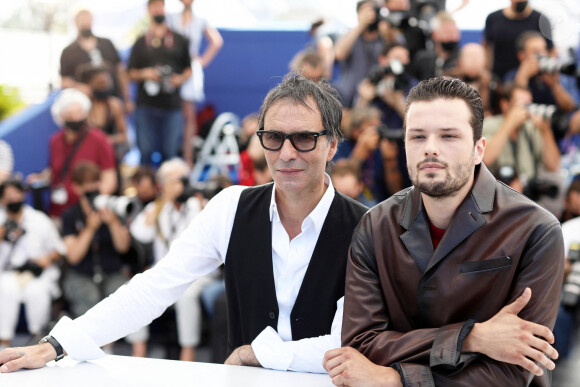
[1,0,580,367]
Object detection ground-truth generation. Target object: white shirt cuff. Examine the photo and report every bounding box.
[251,326,292,371]
[50,316,106,361]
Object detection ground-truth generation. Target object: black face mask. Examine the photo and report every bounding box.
[93,88,113,100]
[514,1,528,13]
[6,201,24,214]
[80,28,92,38]
[153,15,166,24]
[463,74,481,83]
[64,119,86,132]
[440,41,458,53]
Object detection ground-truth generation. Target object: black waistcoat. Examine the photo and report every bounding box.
[224,183,367,353]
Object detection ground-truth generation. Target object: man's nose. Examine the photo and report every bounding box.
[279,137,298,161]
[423,135,439,157]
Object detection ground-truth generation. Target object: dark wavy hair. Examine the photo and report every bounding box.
[404,77,484,143]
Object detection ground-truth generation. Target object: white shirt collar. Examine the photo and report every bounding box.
[269,173,335,234]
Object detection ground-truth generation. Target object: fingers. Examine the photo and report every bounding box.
[503,287,531,315]
[527,321,555,345]
[0,351,26,373]
[515,355,544,377]
[528,335,558,362]
[523,345,555,372]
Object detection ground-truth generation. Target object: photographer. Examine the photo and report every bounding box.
[130,158,217,361]
[333,0,383,108]
[0,179,65,349]
[355,42,417,129]
[378,0,427,61]
[61,162,145,355]
[482,83,560,191]
[506,31,576,117]
[333,106,403,203]
[410,11,460,81]
[128,0,191,165]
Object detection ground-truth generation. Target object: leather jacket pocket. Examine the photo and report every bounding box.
[460,256,512,274]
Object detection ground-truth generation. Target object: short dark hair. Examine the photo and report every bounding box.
[132,166,156,185]
[381,42,408,58]
[404,77,484,143]
[71,161,101,185]
[0,178,24,198]
[331,159,362,182]
[499,82,531,102]
[257,73,344,143]
[515,31,544,53]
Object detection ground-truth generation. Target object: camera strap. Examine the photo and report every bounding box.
[57,128,89,185]
[510,124,539,179]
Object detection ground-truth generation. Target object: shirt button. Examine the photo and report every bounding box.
[269,312,276,320]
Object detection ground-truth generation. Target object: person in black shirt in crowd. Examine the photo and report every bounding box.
[128,0,191,166]
[484,0,554,80]
[60,161,146,356]
[411,11,460,81]
[60,9,133,113]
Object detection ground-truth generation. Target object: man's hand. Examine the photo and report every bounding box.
[0,343,56,373]
[99,208,119,227]
[323,347,403,387]
[224,345,261,367]
[357,2,376,32]
[504,104,529,131]
[462,287,558,376]
[86,210,102,232]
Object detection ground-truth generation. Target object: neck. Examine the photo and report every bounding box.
[7,210,23,222]
[151,23,168,37]
[64,130,80,144]
[275,181,327,236]
[421,175,474,229]
[504,6,531,19]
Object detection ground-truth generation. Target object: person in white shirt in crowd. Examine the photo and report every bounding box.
[0,140,13,185]
[0,179,66,350]
[0,74,368,374]
[130,158,216,361]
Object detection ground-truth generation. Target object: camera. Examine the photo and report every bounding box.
[537,55,577,76]
[14,262,44,277]
[523,178,559,201]
[177,177,224,203]
[158,65,176,94]
[3,219,24,243]
[92,195,138,219]
[562,243,580,308]
[526,103,570,139]
[377,124,404,141]
[495,165,518,186]
[368,59,404,85]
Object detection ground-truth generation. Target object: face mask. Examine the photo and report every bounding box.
[80,28,92,38]
[64,119,86,132]
[463,75,481,83]
[6,201,23,214]
[153,15,166,24]
[514,1,528,13]
[93,88,112,100]
[440,41,458,53]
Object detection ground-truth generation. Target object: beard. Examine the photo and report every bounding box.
[410,154,473,199]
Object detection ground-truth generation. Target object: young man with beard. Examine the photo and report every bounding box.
[324,77,564,386]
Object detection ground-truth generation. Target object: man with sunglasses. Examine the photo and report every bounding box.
[0,74,367,374]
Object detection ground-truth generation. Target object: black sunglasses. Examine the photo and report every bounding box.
[256,129,329,152]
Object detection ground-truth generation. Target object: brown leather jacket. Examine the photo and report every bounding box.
[342,164,564,386]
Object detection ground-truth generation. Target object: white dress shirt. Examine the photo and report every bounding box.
[50,175,342,373]
[0,206,66,296]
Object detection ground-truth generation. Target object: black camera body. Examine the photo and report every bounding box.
[3,219,24,243]
[526,103,570,139]
[523,178,559,201]
[377,124,404,141]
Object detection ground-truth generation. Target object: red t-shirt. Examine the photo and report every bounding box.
[428,221,446,250]
[49,128,116,217]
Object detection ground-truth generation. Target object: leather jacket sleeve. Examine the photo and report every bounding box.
[342,214,564,387]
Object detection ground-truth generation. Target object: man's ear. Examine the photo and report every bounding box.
[327,138,338,161]
[474,136,486,165]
